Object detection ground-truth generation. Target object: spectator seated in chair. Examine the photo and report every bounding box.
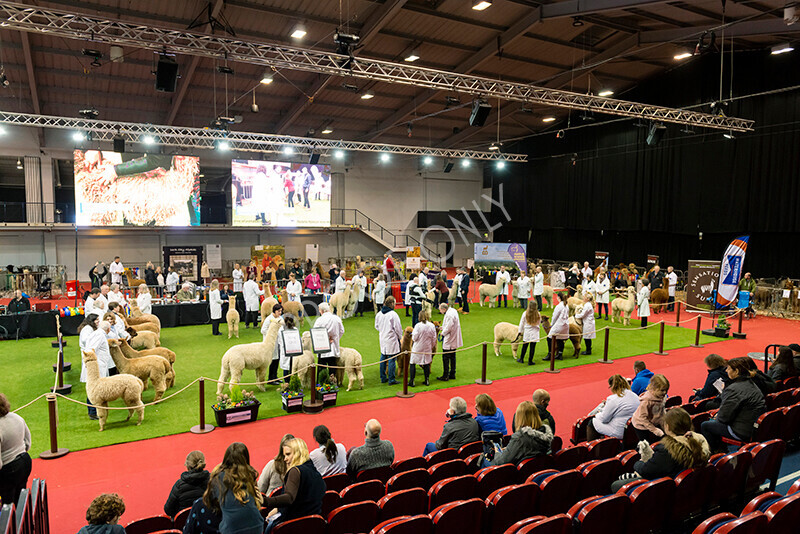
[424,396,481,455]
[346,419,395,477]
[77,493,127,534]
[767,346,799,382]
[474,393,507,435]
[483,400,552,467]
[164,450,210,518]
[631,361,653,395]
[587,375,640,441]
[689,354,729,405]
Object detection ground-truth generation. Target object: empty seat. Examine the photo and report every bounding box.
[692,512,767,534]
[781,403,800,443]
[425,449,459,467]
[580,458,623,498]
[502,516,546,534]
[458,441,483,459]
[324,473,351,493]
[709,450,752,508]
[665,395,683,408]
[620,477,675,534]
[567,494,630,534]
[671,466,716,523]
[517,456,554,483]
[125,514,174,534]
[322,490,341,518]
[475,464,517,499]
[622,420,638,450]
[516,514,571,534]
[386,468,430,493]
[392,456,427,473]
[763,492,800,530]
[378,488,428,521]
[553,444,588,471]
[615,450,639,472]
[550,436,563,454]
[586,437,620,460]
[428,475,477,511]
[173,507,192,530]
[533,469,582,516]
[484,484,539,534]
[340,480,385,506]
[273,514,326,534]
[327,501,381,534]
[357,466,394,484]
[743,439,785,492]
[430,499,483,534]
[691,411,714,432]
[428,459,467,486]
[571,416,594,445]
[766,390,795,410]
[371,515,433,534]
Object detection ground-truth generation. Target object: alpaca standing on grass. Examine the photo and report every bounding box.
[127,300,162,328]
[338,347,364,391]
[118,338,175,368]
[108,340,173,400]
[566,285,585,316]
[330,281,352,318]
[126,328,160,349]
[226,295,240,339]
[259,285,279,322]
[83,350,145,431]
[650,288,669,314]
[126,321,160,336]
[611,286,637,325]
[542,286,554,308]
[478,283,502,307]
[279,289,305,322]
[217,320,280,395]
[493,321,522,358]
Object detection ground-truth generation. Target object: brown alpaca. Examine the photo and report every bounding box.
[650,288,669,314]
[108,340,173,401]
[118,338,176,367]
[126,328,160,350]
[541,315,582,357]
[397,326,413,379]
[83,350,144,431]
[127,321,160,335]
[226,295,240,339]
[279,289,304,322]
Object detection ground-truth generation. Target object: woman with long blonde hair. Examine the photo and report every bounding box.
[486,401,552,467]
[258,433,294,495]
[516,300,541,365]
[206,442,263,534]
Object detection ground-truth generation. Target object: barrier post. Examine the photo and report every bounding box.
[40,394,69,459]
[654,321,668,355]
[397,352,415,398]
[675,301,681,327]
[51,341,72,395]
[190,378,214,434]
[732,310,747,339]
[598,328,612,364]
[690,316,704,348]
[545,337,560,374]
[475,342,493,385]
[303,365,324,413]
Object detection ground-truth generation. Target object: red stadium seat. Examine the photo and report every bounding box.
[567,494,630,534]
[722,409,783,447]
[579,458,623,498]
[458,441,483,459]
[125,514,173,534]
[464,453,483,474]
[484,484,539,534]
[789,478,800,495]
[327,501,381,534]
[517,456,554,483]
[0,503,16,534]
[428,475,477,511]
[553,444,588,471]
[173,507,192,530]
[430,499,483,534]
[371,515,433,534]
[502,516,546,534]
[533,469,582,516]
[764,492,800,530]
[622,420,638,450]
[691,411,714,432]
[516,514,571,534]
[340,480,385,506]
[324,473,351,493]
[273,515,326,534]
[378,488,428,520]
[743,439,785,492]
[615,450,639,472]
[766,390,795,410]
[571,416,594,445]
[392,456,427,473]
[425,449,459,467]
[665,395,683,408]
[692,512,767,534]
[386,468,430,494]
[709,450,752,508]
[550,436,563,454]
[619,477,675,534]
[322,490,341,518]
[586,437,620,460]
[357,466,394,484]
[15,489,31,534]
[781,403,800,443]
[670,465,716,523]
[37,479,48,534]
[428,459,467,486]
[475,464,517,499]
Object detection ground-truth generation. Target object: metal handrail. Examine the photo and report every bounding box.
[331,208,441,261]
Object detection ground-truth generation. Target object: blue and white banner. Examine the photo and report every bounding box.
[715,236,749,308]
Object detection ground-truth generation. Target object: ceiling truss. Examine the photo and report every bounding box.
[0,1,754,132]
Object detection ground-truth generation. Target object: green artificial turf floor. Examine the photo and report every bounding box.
[1,303,720,455]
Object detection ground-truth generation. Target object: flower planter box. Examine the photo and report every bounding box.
[213,401,261,427]
[282,394,304,413]
[714,327,731,338]
[317,389,338,407]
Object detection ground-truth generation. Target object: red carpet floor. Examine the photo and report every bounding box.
[28,311,800,532]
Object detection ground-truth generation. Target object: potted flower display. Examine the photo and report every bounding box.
[281,374,304,413]
[212,385,261,427]
[714,316,731,338]
[316,368,339,407]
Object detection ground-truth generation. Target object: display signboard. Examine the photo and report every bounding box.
[595,251,609,270]
[647,255,659,269]
[474,243,527,272]
[686,259,721,310]
[163,246,204,283]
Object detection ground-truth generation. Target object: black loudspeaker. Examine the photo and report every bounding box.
[646,123,667,146]
[443,160,454,173]
[113,137,125,153]
[469,100,492,127]
[308,153,320,164]
[155,55,179,92]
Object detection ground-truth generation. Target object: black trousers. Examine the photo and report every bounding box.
[245,310,259,327]
[634,427,661,444]
[0,452,32,507]
[460,291,470,312]
[211,318,221,335]
[535,295,543,310]
[641,316,648,327]
[268,359,280,382]
[519,342,537,363]
[667,296,675,311]
[442,350,456,379]
[410,363,431,384]
[497,293,507,307]
[597,303,609,317]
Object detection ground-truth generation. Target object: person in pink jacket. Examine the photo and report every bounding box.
[632,374,669,443]
[304,271,321,294]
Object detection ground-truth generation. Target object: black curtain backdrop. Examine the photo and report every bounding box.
[492,51,800,278]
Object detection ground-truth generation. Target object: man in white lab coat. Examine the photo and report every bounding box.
[165,266,180,294]
[495,266,511,308]
[109,256,125,286]
[438,303,463,381]
[243,273,264,328]
[375,296,402,385]
[314,302,345,371]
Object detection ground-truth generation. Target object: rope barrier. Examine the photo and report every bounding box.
[48,378,201,410]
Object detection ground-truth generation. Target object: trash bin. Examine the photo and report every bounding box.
[66,280,78,299]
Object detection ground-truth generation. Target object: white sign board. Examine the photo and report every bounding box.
[310,327,331,354]
[207,244,222,270]
[282,329,304,357]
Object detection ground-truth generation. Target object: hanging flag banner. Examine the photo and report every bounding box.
[715,236,750,308]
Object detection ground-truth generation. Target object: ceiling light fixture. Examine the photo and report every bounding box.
[142,134,156,145]
[472,1,492,11]
[542,116,556,123]
[380,153,390,162]
[771,43,794,55]
[488,143,500,151]
[723,130,735,140]
[283,146,295,155]
[334,149,345,159]
[290,24,307,39]
[16,158,23,170]
[321,128,333,134]
[216,140,230,151]
[71,131,86,142]
[674,51,692,60]
[260,71,274,84]
[461,159,471,167]
[361,90,375,100]
[423,156,433,165]
[598,89,614,97]
[496,160,505,170]
[572,16,584,27]
[404,48,420,62]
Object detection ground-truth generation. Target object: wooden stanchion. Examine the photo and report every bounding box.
[545,338,560,374]
[397,352,415,398]
[675,302,681,327]
[732,310,747,339]
[475,342,493,385]
[303,365,324,413]
[191,378,214,434]
[40,394,69,459]
[654,321,668,355]
[690,316,704,348]
[598,328,612,364]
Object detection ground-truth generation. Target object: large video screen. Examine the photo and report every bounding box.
[231,159,331,227]
[74,150,201,226]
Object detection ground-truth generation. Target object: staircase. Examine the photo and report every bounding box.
[331,208,443,261]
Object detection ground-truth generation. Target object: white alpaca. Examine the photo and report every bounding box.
[512,280,521,308]
[479,283,502,307]
[226,295,240,339]
[83,350,144,431]
[330,281,352,318]
[127,329,160,350]
[338,347,364,392]
[421,289,435,317]
[108,340,173,401]
[493,322,521,358]
[542,286,554,308]
[260,285,279,322]
[216,320,280,395]
[611,286,637,326]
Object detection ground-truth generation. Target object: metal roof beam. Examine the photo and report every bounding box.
[640,18,800,43]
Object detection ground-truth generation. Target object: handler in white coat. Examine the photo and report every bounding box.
[165,268,180,294]
[286,274,303,302]
[495,266,511,308]
[517,273,532,310]
[546,299,570,361]
[81,321,118,420]
[372,274,386,312]
[577,293,596,355]
[232,264,244,292]
[517,301,541,365]
[314,302,344,372]
[410,309,437,387]
[637,279,651,328]
[595,272,610,320]
[243,274,264,328]
[438,303,463,381]
[351,271,367,317]
[375,295,402,385]
[533,266,544,311]
[275,314,300,384]
[209,279,223,336]
[334,272,347,294]
[136,284,152,315]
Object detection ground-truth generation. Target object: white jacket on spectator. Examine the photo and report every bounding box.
[232,269,244,292]
[591,390,640,439]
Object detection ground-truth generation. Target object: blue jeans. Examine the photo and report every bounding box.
[423,442,438,456]
[380,353,397,383]
[264,512,282,534]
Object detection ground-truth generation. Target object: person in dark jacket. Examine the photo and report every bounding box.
[768,346,798,382]
[701,357,766,453]
[182,495,221,534]
[647,265,664,290]
[611,407,710,491]
[89,262,108,289]
[487,401,552,467]
[144,262,158,287]
[565,266,580,297]
[164,451,210,518]
[275,264,288,288]
[474,393,507,435]
[7,289,31,313]
[459,268,471,314]
[263,438,325,534]
[789,343,800,372]
[533,389,556,434]
[742,357,778,396]
[424,396,481,454]
[689,354,729,403]
[631,361,654,395]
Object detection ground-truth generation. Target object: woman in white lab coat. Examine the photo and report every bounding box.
[372,274,386,312]
[334,272,347,294]
[209,279,223,336]
[243,274,264,328]
[595,272,610,320]
[232,263,244,293]
[577,292,596,355]
[517,273,531,310]
[638,279,651,328]
[517,300,541,365]
[136,283,152,315]
[410,310,437,387]
[352,270,367,317]
[285,274,303,302]
[546,299,569,361]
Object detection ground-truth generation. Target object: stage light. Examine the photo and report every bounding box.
[334,149,345,159]
[0,126,5,135]
[283,146,295,155]
[361,90,375,100]
[291,24,307,39]
[488,142,500,151]
[771,43,794,55]
[496,160,505,170]
[260,71,274,84]
[598,89,614,97]
[404,48,420,62]
[572,16,584,27]
[461,159,470,168]
[380,153,390,163]
[423,156,433,165]
[472,1,492,11]
[674,51,692,60]
[142,134,156,146]
[72,131,86,142]
[16,158,22,170]
[723,130,735,140]
[0,71,8,88]
[216,140,230,151]
[542,116,556,123]
[321,128,333,134]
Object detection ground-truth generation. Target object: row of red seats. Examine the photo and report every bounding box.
[0,479,49,534]
[693,478,800,533]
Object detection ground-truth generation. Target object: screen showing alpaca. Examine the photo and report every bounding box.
[74,150,201,226]
[230,159,331,227]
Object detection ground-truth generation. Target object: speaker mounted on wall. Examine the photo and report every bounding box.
[469,100,492,127]
[155,54,179,93]
[646,122,667,146]
[113,137,125,153]
[308,153,320,165]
